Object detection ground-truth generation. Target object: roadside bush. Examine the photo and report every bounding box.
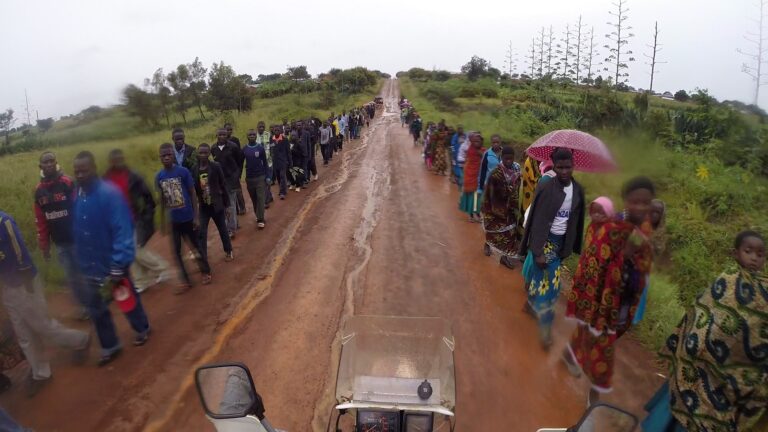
[422,83,459,111]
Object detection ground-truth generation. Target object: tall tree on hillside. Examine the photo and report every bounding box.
[0,109,14,146]
[527,38,537,78]
[536,27,546,78]
[207,62,251,112]
[187,57,208,120]
[167,64,191,124]
[574,16,587,84]
[604,0,635,87]
[545,25,556,76]
[582,27,601,84]
[644,21,666,93]
[556,24,576,80]
[738,0,768,105]
[504,40,518,76]
[150,68,172,127]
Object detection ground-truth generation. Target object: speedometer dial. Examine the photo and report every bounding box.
[404,413,433,432]
[356,410,400,432]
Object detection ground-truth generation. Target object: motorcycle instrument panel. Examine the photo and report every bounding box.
[356,410,400,432]
[404,413,433,432]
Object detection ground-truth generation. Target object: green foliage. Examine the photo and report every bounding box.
[461,55,492,81]
[674,90,689,102]
[36,118,54,133]
[633,274,685,352]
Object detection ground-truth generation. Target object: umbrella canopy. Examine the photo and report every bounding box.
[526,129,617,173]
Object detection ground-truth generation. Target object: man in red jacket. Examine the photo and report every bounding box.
[34,151,87,319]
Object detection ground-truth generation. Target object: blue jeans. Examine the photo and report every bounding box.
[56,243,84,308]
[79,275,150,356]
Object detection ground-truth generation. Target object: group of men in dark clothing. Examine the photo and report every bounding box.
[0,101,379,403]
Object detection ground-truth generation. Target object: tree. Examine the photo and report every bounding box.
[256,73,282,83]
[738,0,768,105]
[527,38,537,78]
[582,27,602,84]
[644,21,666,93]
[545,25,556,76]
[150,68,172,127]
[536,27,546,78]
[237,74,254,85]
[604,0,635,87]
[207,61,248,112]
[187,57,208,120]
[556,24,576,80]
[573,16,587,84]
[167,64,191,125]
[674,89,690,102]
[36,117,54,133]
[0,109,14,146]
[461,55,490,81]
[503,40,517,76]
[286,65,310,82]
[122,84,161,127]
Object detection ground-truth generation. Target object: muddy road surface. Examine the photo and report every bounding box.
[4,79,663,431]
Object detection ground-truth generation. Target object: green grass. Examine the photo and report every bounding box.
[0,82,382,289]
[400,76,768,352]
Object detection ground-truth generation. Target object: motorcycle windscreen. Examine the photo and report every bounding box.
[334,316,456,414]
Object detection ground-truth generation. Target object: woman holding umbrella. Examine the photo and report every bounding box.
[520,148,586,348]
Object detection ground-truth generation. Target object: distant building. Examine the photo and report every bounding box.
[661,91,674,100]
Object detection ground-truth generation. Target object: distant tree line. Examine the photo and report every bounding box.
[120,59,387,128]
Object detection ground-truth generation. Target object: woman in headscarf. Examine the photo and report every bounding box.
[562,176,656,405]
[432,122,449,176]
[481,146,523,269]
[459,133,484,223]
[641,230,766,432]
[520,148,585,348]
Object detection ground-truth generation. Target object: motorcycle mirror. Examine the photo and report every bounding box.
[571,403,638,432]
[194,362,266,420]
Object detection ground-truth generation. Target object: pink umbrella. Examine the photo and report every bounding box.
[525,129,617,173]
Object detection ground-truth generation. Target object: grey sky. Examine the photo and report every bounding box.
[0,0,761,120]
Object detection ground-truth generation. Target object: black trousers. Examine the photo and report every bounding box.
[199,204,232,262]
[320,144,331,163]
[235,169,246,214]
[172,220,211,284]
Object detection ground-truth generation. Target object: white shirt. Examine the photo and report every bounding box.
[458,140,470,163]
[550,183,573,235]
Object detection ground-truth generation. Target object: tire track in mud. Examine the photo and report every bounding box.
[145,81,395,432]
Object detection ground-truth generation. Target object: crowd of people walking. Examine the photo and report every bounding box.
[0,101,379,414]
[405,96,767,432]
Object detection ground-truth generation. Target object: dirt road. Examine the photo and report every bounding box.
[4,79,663,431]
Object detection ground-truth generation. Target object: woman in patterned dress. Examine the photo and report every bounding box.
[641,230,767,432]
[561,176,656,405]
[481,146,523,269]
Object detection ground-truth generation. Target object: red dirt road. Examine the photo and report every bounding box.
[3,80,663,431]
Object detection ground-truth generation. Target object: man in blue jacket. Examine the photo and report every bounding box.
[72,151,150,366]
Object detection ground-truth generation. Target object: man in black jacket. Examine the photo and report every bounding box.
[104,149,170,293]
[211,128,243,239]
[192,144,233,262]
[271,125,292,199]
[224,123,246,215]
[519,148,585,348]
[171,128,197,172]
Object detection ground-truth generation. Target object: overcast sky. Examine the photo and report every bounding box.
[0,0,761,120]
